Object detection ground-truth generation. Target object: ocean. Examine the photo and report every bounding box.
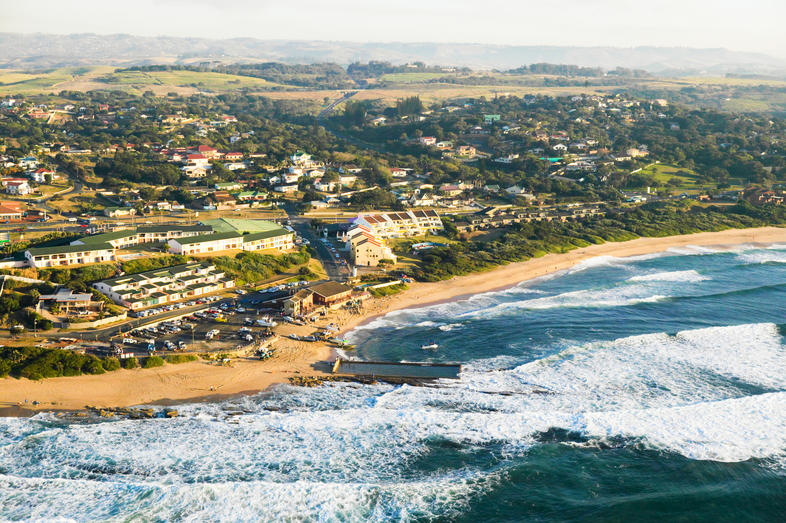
[2,245,786,521]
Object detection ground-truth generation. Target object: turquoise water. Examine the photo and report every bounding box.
[2,245,786,521]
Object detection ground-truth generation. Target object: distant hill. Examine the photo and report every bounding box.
[1,33,784,75]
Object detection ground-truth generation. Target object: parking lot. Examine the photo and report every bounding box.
[117,280,317,356]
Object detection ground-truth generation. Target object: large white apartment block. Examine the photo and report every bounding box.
[71,225,213,249]
[353,209,443,238]
[167,228,294,256]
[25,243,116,268]
[93,262,234,310]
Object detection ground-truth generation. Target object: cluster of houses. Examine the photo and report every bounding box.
[0,154,60,196]
[453,204,606,232]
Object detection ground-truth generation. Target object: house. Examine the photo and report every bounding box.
[456,145,476,157]
[224,152,243,161]
[6,180,30,195]
[436,141,453,150]
[494,154,519,164]
[104,206,137,218]
[0,201,23,221]
[370,116,387,126]
[283,288,315,316]
[181,165,208,178]
[314,180,338,192]
[505,185,533,197]
[274,184,299,193]
[439,184,464,197]
[291,151,316,168]
[215,182,244,191]
[552,144,568,152]
[186,154,209,166]
[418,136,437,146]
[194,145,219,159]
[391,168,408,178]
[29,168,56,183]
[25,243,116,268]
[37,288,101,313]
[339,175,357,187]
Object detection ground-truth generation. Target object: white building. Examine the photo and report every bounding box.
[25,243,116,268]
[353,209,442,238]
[94,262,234,311]
[167,228,294,255]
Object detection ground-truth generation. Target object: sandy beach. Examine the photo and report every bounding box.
[2,225,785,413]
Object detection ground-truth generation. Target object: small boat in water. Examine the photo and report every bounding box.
[420,342,439,350]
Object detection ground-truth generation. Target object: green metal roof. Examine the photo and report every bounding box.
[171,231,242,246]
[27,243,114,256]
[202,218,282,234]
[242,228,292,242]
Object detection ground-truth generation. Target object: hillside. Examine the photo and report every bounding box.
[1,33,784,75]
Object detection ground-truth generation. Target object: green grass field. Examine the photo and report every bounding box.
[637,163,744,193]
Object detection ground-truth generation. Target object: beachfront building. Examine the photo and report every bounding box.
[310,281,354,308]
[167,228,294,255]
[71,225,213,249]
[283,289,314,316]
[25,243,116,268]
[36,288,102,313]
[282,281,355,316]
[93,262,234,310]
[353,210,442,239]
[347,226,397,267]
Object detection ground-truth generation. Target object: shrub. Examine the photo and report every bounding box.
[121,357,138,369]
[102,357,121,371]
[142,356,165,368]
[164,354,198,364]
[83,357,106,375]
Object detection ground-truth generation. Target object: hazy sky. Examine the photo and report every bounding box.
[2,0,785,56]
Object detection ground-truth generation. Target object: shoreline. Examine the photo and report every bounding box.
[2,226,786,416]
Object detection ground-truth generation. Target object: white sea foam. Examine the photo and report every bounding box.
[737,250,786,265]
[2,323,784,519]
[457,286,669,318]
[627,269,710,283]
[666,245,720,255]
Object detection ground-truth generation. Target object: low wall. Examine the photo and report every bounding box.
[65,312,128,330]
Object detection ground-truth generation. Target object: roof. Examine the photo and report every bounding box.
[27,243,114,256]
[242,228,292,242]
[310,281,353,299]
[203,218,283,235]
[76,229,137,244]
[137,225,212,234]
[171,231,241,246]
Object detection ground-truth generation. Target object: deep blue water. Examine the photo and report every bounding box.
[2,245,786,521]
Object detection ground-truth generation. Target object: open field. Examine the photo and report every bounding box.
[0,67,290,95]
[636,163,744,193]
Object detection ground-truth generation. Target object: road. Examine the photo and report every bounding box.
[285,204,350,281]
[317,91,357,119]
